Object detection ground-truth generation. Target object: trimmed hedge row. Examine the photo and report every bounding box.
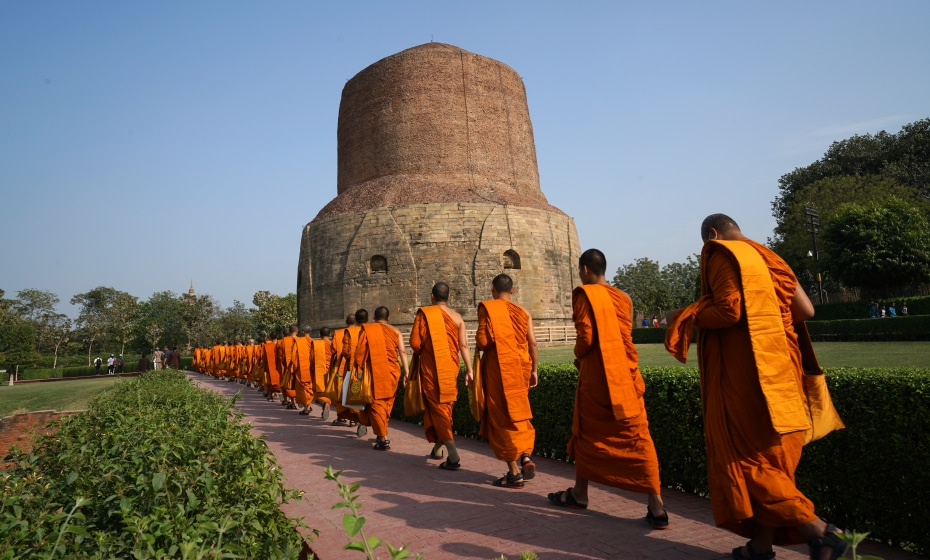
[393,364,930,555]
[6,356,195,382]
[0,370,306,559]
[806,315,930,341]
[810,295,929,321]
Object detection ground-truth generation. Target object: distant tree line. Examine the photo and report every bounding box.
[0,287,298,370]
[770,117,930,298]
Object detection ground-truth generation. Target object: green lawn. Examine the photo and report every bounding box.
[539,341,930,368]
[0,377,121,417]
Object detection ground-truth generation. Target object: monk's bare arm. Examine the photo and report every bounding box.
[695,251,742,329]
[457,318,473,376]
[790,282,815,322]
[573,292,594,359]
[395,328,409,378]
[526,312,538,388]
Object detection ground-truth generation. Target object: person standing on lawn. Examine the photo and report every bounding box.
[474,273,539,489]
[665,213,847,560]
[547,248,669,531]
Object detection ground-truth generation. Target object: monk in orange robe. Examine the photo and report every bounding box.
[474,274,539,488]
[355,306,409,450]
[295,327,315,414]
[547,249,669,529]
[332,312,364,429]
[665,214,847,560]
[314,327,335,420]
[232,341,245,382]
[279,326,299,409]
[408,282,472,469]
[262,333,281,400]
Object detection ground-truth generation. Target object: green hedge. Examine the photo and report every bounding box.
[394,364,930,555]
[631,327,669,344]
[0,370,306,559]
[5,356,194,382]
[806,315,930,341]
[810,295,929,321]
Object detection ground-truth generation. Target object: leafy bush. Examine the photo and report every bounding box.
[0,370,307,559]
[394,364,930,555]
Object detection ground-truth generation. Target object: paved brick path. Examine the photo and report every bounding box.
[190,373,922,560]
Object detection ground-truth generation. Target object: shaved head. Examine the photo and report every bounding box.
[319,326,332,338]
[701,214,741,242]
[355,308,369,324]
[431,282,450,302]
[492,274,513,293]
[374,306,390,321]
[579,249,607,277]
[345,313,356,326]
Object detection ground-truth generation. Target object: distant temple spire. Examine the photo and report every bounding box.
[188,281,195,297]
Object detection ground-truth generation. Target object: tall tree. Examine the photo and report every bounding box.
[821,197,930,297]
[660,255,701,309]
[215,301,254,343]
[251,291,297,337]
[137,291,185,352]
[611,258,666,318]
[71,287,118,365]
[107,291,140,356]
[0,322,40,375]
[180,293,221,350]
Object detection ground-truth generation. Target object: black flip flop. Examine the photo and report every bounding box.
[547,488,587,509]
[438,460,461,470]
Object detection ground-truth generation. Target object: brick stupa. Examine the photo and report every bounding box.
[297,43,581,328]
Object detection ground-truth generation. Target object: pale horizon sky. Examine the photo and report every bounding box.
[2,1,928,318]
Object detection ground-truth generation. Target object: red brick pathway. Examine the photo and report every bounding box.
[190,373,922,560]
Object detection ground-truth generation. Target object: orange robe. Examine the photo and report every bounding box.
[354,323,401,437]
[475,299,535,462]
[409,306,461,443]
[232,344,245,379]
[665,239,822,545]
[280,336,298,399]
[295,335,314,406]
[311,339,333,405]
[262,340,281,393]
[210,344,224,377]
[569,283,662,495]
[336,326,362,419]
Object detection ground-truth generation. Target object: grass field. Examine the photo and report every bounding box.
[538,341,930,368]
[0,377,121,417]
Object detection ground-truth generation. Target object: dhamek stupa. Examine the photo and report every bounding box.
[297,43,581,329]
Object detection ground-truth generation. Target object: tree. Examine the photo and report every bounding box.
[107,291,139,356]
[180,293,221,350]
[43,314,72,369]
[0,289,17,325]
[660,255,701,309]
[136,291,186,352]
[821,197,930,297]
[251,291,297,337]
[0,322,40,374]
[10,290,71,366]
[215,301,255,343]
[71,287,118,365]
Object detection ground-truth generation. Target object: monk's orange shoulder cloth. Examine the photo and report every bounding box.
[360,323,393,399]
[419,306,460,403]
[478,299,532,422]
[311,338,328,383]
[296,337,312,382]
[575,284,640,419]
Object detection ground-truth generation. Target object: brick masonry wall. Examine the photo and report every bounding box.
[0,410,82,460]
[298,202,581,330]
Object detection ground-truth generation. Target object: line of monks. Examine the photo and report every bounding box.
[191,232,849,560]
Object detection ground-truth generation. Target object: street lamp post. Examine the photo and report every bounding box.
[804,207,825,304]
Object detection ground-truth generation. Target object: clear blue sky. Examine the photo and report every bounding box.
[2,1,928,317]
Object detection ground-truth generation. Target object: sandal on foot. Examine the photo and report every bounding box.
[493,472,524,489]
[646,508,670,530]
[428,449,444,460]
[321,407,331,422]
[731,541,775,560]
[438,460,461,470]
[807,524,847,560]
[331,418,349,426]
[519,453,536,480]
[298,409,310,415]
[547,488,587,509]
[373,439,391,451]
[356,424,368,437]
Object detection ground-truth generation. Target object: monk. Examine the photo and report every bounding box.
[547,248,669,530]
[474,273,539,488]
[279,326,299,409]
[355,306,409,450]
[313,327,335,420]
[210,342,224,379]
[664,214,846,560]
[329,314,355,427]
[333,311,365,431]
[295,327,315,415]
[408,282,472,470]
[262,332,282,401]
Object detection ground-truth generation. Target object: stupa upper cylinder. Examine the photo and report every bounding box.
[298,43,581,329]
